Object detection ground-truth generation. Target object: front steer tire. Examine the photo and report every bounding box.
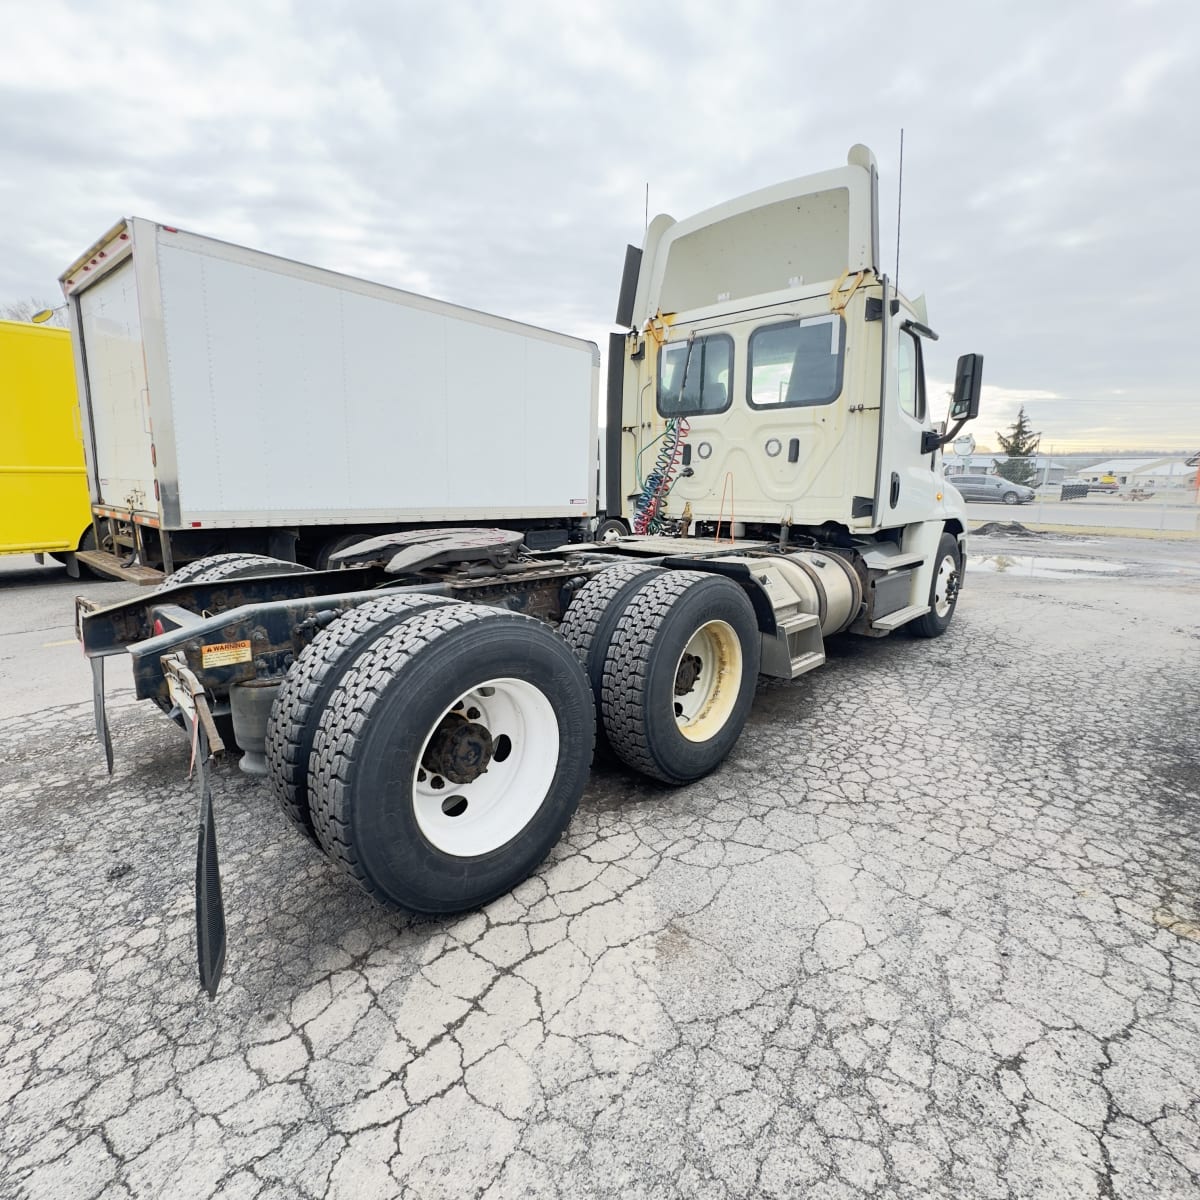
[307,604,594,914]
[265,593,455,845]
[908,532,962,638]
[600,571,760,785]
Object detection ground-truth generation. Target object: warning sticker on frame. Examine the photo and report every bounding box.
[200,640,253,668]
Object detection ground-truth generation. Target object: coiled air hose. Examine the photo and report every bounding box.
[632,417,689,535]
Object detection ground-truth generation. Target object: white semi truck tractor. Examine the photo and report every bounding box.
[76,145,982,996]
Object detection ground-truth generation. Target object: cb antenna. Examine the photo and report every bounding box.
[894,128,905,291]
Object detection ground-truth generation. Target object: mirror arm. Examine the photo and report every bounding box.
[922,416,970,455]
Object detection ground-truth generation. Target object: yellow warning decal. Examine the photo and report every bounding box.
[200,640,253,668]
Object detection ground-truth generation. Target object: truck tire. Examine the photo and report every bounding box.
[265,593,454,845]
[51,525,96,571]
[157,552,312,591]
[594,518,629,543]
[71,527,114,579]
[908,532,961,638]
[600,571,760,785]
[314,533,369,571]
[308,604,594,913]
[558,561,665,713]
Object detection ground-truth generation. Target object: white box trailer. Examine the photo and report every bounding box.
[60,218,599,580]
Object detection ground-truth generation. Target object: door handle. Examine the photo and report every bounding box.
[890,472,900,508]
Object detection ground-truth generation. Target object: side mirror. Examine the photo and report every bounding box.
[950,353,983,421]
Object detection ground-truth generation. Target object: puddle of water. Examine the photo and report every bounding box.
[967,554,1127,578]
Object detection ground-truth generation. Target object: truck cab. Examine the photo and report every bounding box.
[607,145,976,628]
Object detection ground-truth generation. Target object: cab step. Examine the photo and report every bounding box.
[869,603,931,632]
[860,548,925,572]
[760,611,825,679]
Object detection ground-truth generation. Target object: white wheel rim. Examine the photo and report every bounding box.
[933,554,958,618]
[672,620,742,742]
[412,677,559,857]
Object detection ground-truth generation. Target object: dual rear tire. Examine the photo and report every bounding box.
[259,538,961,913]
[265,593,454,843]
[263,566,760,913]
[561,567,760,785]
[268,601,594,913]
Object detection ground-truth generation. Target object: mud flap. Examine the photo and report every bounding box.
[91,657,113,775]
[165,654,228,999]
[193,723,226,1001]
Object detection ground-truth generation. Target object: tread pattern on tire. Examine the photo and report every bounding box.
[599,570,714,781]
[558,561,664,686]
[156,553,306,592]
[265,592,453,843]
[308,603,559,903]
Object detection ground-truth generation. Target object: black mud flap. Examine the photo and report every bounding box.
[194,723,226,1001]
[91,657,113,774]
[165,652,229,1000]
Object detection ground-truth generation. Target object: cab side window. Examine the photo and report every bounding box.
[897,330,925,420]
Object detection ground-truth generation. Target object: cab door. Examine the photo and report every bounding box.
[874,296,941,527]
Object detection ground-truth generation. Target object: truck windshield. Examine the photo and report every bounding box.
[747,315,844,408]
[657,334,733,416]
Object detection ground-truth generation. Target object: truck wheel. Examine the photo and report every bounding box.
[1002,490,1019,505]
[909,533,961,639]
[594,518,629,543]
[157,552,312,591]
[600,572,760,784]
[558,561,665,713]
[265,593,454,845]
[308,604,594,913]
[72,527,113,579]
[314,533,368,571]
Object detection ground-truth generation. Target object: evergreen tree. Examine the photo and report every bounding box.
[994,407,1041,486]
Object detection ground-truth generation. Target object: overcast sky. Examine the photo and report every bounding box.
[3,0,1197,453]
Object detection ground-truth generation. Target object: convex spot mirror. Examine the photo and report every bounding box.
[950,353,983,421]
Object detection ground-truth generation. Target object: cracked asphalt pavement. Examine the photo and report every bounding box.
[1,534,1198,1199]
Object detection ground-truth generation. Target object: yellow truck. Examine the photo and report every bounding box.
[0,319,92,568]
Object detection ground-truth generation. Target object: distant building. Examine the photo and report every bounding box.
[1126,459,1199,490]
[1081,456,1197,489]
[1079,457,1160,484]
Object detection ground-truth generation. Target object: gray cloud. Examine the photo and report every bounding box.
[2,0,1196,450]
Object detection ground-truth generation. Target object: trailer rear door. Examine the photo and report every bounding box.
[77,258,155,513]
